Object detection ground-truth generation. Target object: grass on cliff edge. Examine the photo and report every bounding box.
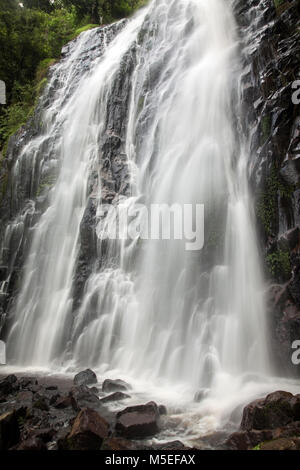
[69,24,99,41]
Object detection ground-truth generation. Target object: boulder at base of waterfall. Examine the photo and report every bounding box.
[62,408,109,450]
[15,437,47,451]
[259,437,300,450]
[73,369,97,386]
[115,402,160,439]
[16,390,34,407]
[102,437,136,450]
[226,391,300,450]
[69,385,100,409]
[54,395,77,410]
[100,392,130,404]
[19,377,38,390]
[158,405,167,415]
[102,379,131,393]
[225,429,275,450]
[241,391,300,431]
[33,397,49,412]
[0,375,18,395]
[0,410,20,450]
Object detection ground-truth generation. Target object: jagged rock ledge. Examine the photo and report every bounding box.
[226,390,300,450]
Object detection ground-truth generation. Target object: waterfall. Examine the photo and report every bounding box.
[4,0,284,434]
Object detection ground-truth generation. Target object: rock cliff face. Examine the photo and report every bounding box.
[0,0,299,375]
[235,0,300,375]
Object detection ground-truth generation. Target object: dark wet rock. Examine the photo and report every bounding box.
[28,427,56,443]
[278,227,300,252]
[28,384,44,394]
[115,402,160,439]
[0,410,20,450]
[49,393,61,406]
[46,386,58,391]
[33,397,49,412]
[226,420,300,450]
[73,369,97,386]
[226,390,300,450]
[158,405,167,415]
[259,437,300,450]
[19,377,38,389]
[0,266,7,281]
[30,408,50,429]
[241,391,299,431]
[73,198,98,309]
[267,282,300,376]
[60,408,109,450]
[195,431,231,450]
[101,437,135,450]
[100,392,130,404]
[226,429,275,450]
[15,437,47,451]
[69,385,100,410]
[0,375,18,395]
[54,395,77,410]
[102,379,131,393]
[16,390,33,406]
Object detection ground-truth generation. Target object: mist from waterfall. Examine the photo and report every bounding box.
[4,0,289,437]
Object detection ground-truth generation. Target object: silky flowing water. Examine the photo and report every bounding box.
[3,0,299,444]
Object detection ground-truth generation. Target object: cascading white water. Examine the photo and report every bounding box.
[6,0,298,439]
[72,0,271,385]
[6,15,146,364]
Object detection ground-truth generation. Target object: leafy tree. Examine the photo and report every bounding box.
[62,0,147,24]
[62,0,101,24]
[22,0,55,13]
[0,0,18,10]
[0,1,76,147]
[0,0,147,149]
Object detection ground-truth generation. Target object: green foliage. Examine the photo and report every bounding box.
[266,249,291,280]
[36,77,48,97]
[62,0,101,24]
[63,0,147,24]
[36,58,57,82]
[274,0,285,8]
[70,24,99,41]
[0,0,147,152]
[256,165,295,236]
[22,0,55,13]
[0,1,76,149]
[0,83,35,145]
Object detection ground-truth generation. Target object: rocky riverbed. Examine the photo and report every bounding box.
[0,370,195,451]
[1,370,300,451]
